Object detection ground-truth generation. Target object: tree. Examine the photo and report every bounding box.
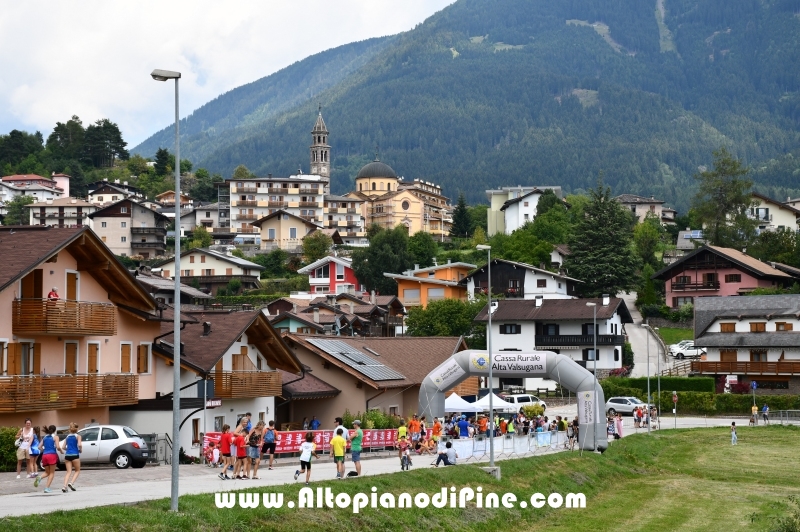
[232,164,255,180]
[692,147,758,248]
[467,204,488,234]
[450,192,471,238]
[251,248,290,277]
[405,298,487,348]
[126,154,151,177]
[4,195,35,225]
[188,226,212,249]
[488,225,553,267]
[565,181,639,297]
[302,231,333,263]
[638,264,658,305]
[190,168,223,202]
[536,189,562,216]
[46,115,85,161]
[82,119,128,168]
[633,212,664,268]
[352,225,412,294]
[408,231,438,268]
[154,148,170,176]
[748,228,799,267]
[529,204,573,245]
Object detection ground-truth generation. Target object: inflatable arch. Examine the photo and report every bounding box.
[419,350,608,452]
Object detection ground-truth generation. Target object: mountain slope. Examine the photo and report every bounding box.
[133,0,800,211]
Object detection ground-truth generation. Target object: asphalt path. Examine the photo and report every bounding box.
[620,291,666,380]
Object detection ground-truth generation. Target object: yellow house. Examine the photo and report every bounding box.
[252,209,319,253]
[384,261,476,308]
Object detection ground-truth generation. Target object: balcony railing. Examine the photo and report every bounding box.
[691,361,800,375]
[299,201,319,207]
[327,208,339,213]
[300,215,318,222]
[212,227,236,233]
[347,208,358,214]
[33,212,87,218]
[534,335,626,347]
[212,370,281,398]
[671,281,720,291]
[131,241,166,249]
[233,187,258,193]
[235,227,258,233]
[236,213,259,220]
[236,200,258,207]
[12,299,116,336]
[192,274,261,285]
[0,374,139,413]
[268,201,288,208]
[131,227,167,235]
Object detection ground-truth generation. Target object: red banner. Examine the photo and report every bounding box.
[203,428,428,455]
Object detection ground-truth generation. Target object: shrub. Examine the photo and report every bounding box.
[618,376,715,394]
[622,342,635,367]
[521,404,544,418]
[639,304,662,318]
[0,426,21,472]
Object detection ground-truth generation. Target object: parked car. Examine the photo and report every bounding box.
[672,345,706,360]
[37,425,149,470]
[499,394,547,412]
[668,340,694,355]
[606,396,651,416]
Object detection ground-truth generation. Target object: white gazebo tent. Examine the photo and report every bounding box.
[473,393,517,412]
[444,393,475,412]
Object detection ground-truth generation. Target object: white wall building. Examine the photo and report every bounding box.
[461,258,581,300]
[485,186,562,236]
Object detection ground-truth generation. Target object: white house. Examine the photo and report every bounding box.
[26,197,96,227]
[485,186,562,236]
[750,192,800,233]
[474,296,632,391]
[461,258,581,300]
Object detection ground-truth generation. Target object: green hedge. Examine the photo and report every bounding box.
[0,427,21,472]
[605,376,715,394]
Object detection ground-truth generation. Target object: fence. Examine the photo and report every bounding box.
[777,410,800,425]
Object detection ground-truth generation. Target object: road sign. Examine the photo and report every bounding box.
[751,381,758,390]
[673,395,678,403]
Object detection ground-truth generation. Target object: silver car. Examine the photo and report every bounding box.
[39,425,149,470]
[606,396,650,416]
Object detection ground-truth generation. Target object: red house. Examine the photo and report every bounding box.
[297,255,363,295]
[653,245,798,308]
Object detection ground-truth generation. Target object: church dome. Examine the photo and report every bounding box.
[356,159,397,179]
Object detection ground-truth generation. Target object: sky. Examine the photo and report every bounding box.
[0,1,455,148]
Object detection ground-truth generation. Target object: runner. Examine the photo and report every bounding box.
[60,422,82,492]
[261,420,278,470]
[294,432,319,485]
[34,425,60,494]
[331,427,346,479]
[218,424,233,480]
[431,417,442,444]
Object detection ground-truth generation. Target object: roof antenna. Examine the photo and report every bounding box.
[318,102,322,114]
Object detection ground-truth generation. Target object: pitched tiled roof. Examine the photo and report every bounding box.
[499,189,546,211]
[279,369,340,399]
[459,258,582,285]
[474,297,633,323]
[615,194,664,204]
[694,294,800,335]
[653,245,793,281]
[0,226,84,292]
[694,332,800,348]
[135,275,211,299]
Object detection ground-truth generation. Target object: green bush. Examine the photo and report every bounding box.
[0,426,21,472]
[339,409,402,430]
[521,404,544,418]
[614,376,715,394]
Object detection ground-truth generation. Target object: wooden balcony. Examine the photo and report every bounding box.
[299,201,319,207]
[131,241,166,250]
[268,201,288,208]
[0,374,138,413]
[535,335,626,347]
[132,227,167,236]
[12,299,116,336]
[235,213,259,220]
[691,361,800,375]
[236,200,258,207]
[671,281,720,291]
[212,370,281,398]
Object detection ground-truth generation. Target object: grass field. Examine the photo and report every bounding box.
[4,427,800,531]
[659,327,694,346]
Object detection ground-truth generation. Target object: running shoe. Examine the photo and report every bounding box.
[218,473,226,480]
[294,470,300,481]
[33,475,41,488]
[43,488,51,494]
[62,487,67,493]
[16,475,20,479]
[68,483,76,491]
[305,482,310,486]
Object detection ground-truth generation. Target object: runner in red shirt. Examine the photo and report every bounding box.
[233,435,248,479]
[217,425,232,480]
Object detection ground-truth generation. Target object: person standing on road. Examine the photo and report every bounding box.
[731,422,737,445]
[247,420,265,479]
[408,414,421,443]
[762,403,769,425]
[16,418,35,479]
[34,425,60,493]
[331,427,346,479]
[28,426,40,478]
[261,420,277,470]
[350,420,363,477]
[751,404,758,426]
[310,416,321,430]
[60,422,82,492]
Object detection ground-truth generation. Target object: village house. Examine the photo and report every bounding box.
[156,248,265,294]
[460,258,580,301]
[88,199,169,259]
[384,260,476,308]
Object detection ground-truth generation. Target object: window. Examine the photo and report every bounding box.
[499,324,521,334]
[750,322,766,333]
[97,196,103,202]
[206,212,211,218]
[267,228,276,240]
[720,323,736,333]
[672,296,693,307]
[724,274,741,283]
[336,263,345,281]
[290,227,297,239]
[120,207,127,213]
[189,256,195,264]
[428,288,445,301]
[582,323,598,336]
[121,236,127,242]
[524,214,529,221]
[403,288,421,305]
[523,202,529,207]
[192,419,200,444]
[314,286,329,293]
[756,379,789,390]
[81,428,99,442]
[204,269,213,276]
[101,221,107,228]
[183,269,192,276]
[776,322,794,331]
[582,349,598,361]
[214,416,225,432]
[675,276,691,284]
[750,350,767,362]
[402,200,410,211]
[614,349,620,362]
[314,264,330,278]
[702,273,718,285]
[120,221,126,228]
[101,428,119,440]
[137,344,150,373]
[537,279,547,288]
[542,324,559,336]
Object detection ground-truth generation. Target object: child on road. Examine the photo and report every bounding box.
[331,428,346,479]
[294,432,319,485]
[34,425,60,493]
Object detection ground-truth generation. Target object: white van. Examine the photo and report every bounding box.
[500,394,547,412]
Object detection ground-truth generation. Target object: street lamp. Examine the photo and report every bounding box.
[476,244,494,468]
[586,301,597,451]
[151,68,181,512]
[643,324,661,425]
[641,322,652,435]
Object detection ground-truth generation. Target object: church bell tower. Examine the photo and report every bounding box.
[310,106,330,189]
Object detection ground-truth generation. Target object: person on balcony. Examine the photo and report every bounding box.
[47,287,59,301]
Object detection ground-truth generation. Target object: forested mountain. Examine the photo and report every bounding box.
[133,0,800,211]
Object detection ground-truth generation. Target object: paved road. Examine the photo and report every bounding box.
[620,291,665,380]
[2,412,791,519]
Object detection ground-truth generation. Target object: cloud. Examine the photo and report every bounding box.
[0,0,454,147]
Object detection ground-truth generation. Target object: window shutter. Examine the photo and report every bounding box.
[555,324,560,336]
[88,344,98,373]
[65,343,77,375]
[137,345,148,373]
[499,325,506,335]
[121,344,131,373]
[33,343,42,374]
[7,343,21,375]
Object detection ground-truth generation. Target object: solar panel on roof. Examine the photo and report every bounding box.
[307,338,406,381]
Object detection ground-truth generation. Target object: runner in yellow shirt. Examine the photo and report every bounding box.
[331,428,346,479]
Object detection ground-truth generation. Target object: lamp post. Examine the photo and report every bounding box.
[586,301,597,451]
[476,244,494,468]
[151,68,181,512]
[655,327,660,420]
[642,322,651,435]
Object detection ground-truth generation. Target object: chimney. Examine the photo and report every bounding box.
[313,308,320,323]
[535,295,543,307]
[114,179,120,184]
[432,258,438,267]
[602,294,610,306]
[348,301,354,314]
[414,264,420,270]
[123,181,128,186]
[447,259,451,264]
[70,198,76,204]
[203,322,211,336]
[370,290,376,305]
[292,303,297,313]
[268,174,272,178]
